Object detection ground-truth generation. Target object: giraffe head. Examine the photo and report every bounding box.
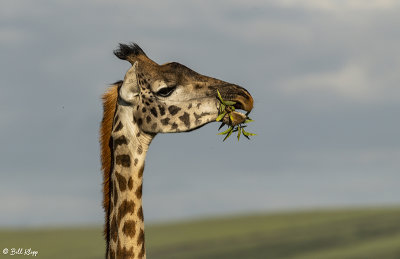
[115,43,253,134]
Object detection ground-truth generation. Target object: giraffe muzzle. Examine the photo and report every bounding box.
[218,86,254,113]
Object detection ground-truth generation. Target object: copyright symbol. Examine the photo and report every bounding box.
[3,248,8,254]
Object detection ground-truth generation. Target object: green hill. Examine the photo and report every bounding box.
[1,207,400,259]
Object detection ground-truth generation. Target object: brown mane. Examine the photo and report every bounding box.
[100,81,122,241]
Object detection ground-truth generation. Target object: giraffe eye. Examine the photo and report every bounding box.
[156,86,176,97]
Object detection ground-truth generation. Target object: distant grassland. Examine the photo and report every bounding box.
[1,207,400,259]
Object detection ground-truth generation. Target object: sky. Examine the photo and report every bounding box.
[1,0,399,227]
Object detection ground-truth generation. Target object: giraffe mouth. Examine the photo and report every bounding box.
[221,110,248,126]
[219,89,254,113]
[218,97,253,126]
[215,85,254,126]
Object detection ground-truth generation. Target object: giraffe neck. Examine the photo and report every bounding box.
[107,106,154,259]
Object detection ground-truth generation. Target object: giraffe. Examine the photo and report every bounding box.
[100,43,254,259]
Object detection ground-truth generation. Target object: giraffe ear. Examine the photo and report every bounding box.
[119,61,140,103]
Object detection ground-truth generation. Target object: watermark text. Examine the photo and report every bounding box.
[2,248,38,256]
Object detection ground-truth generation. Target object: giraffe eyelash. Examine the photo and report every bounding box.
[156,86,176,97]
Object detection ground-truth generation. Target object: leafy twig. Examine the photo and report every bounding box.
[216,90,256,141]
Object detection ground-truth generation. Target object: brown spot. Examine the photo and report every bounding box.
[195,84,202,89]
[138,244,145,258]
[138,165,144,178]
[114,121,123,132]
[128,177,133,190]
[142,107,147,113]
[134,158,138,166]
[114,135,128,147]
[137,206,144,221]
[171,123,178,130]
[136,132,140,137]
[109,248,115,259]
[179,112,190,128]
[110,215,118,242]
[158,105,165,116]
[137,145,143,155]
[161,118,170,125]
[116,154,131,167]
[135,184,143,199]
[197,103,202,109]
[138,118,143,126]
[137,228,145,246]
[146,115,151,124]
[118,200,135,226]
[150,107,158,117]
[194,112,210,125]
[115,171,127,192]
[168,105,181,115]
[117,242,134,258]
[194,113,201,124]
[188,103,192,109]
[122,220,136,238]
[151,123,157,130]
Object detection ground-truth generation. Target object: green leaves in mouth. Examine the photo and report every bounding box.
[216,90,256,141]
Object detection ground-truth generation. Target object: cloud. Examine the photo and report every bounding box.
[281,62,377,101]
[0,27,31,46]
[0,192,102,226]
[278,0,400,11]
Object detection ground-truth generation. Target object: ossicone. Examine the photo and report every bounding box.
[113,43,147,61]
